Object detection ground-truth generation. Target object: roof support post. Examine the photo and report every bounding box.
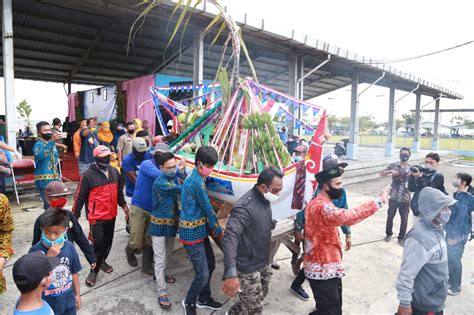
[412,91,422,152]
[347,73,359,160]
[193,29,204,98]
[297,56,304,135]
[288,53,298,135]
[431,97,441,150]
[2,0,16,148]
[385,86,396,156]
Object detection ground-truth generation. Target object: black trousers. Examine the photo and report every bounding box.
[412,307,443,315]
[292,268,306,288]
[308,277,342,315]
[386,199,410,240]
[90,219,116,273]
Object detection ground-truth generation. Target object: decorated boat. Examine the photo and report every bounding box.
[150,78,327,219]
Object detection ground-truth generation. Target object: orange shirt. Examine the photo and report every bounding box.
[73,130,81,158]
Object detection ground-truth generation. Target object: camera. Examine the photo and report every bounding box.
[410,165,431,175]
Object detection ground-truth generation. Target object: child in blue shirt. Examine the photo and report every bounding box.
[29,208,82,315]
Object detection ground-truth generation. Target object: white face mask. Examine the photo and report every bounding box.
[435,209,451,225]
[452,178,461,188]
[263,191,279,203]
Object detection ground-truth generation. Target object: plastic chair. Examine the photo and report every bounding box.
[10,159,36,205]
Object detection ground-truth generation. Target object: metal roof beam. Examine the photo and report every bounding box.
[69,21,109,78]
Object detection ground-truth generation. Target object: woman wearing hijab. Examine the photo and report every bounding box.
[97,121,114,148]
[134,118,143,134]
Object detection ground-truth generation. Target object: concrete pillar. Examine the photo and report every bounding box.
[297,56,304,135]
[385,86,396,156]
[347,73,359,160]
[288,54,298,135]
[431,97,440,150]
[412,92,421,152]
[67,80,72,95]
[192,30,203,98]
[2,0,16,148]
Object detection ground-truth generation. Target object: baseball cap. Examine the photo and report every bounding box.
[322,157,348,170]
[133,137,148,153]
[13,251,60,293]
[294,145,306,153]
[93,145,111,157]
[152,143,170,154]
[45,181,71,197]
[153,135,164,145]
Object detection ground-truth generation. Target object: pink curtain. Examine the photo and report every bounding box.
[123,74,155,136]
[67,93,77,121]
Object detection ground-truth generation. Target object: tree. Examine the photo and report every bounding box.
[358,114,378,131]
[402,113,416,132]
[16,100,32,127]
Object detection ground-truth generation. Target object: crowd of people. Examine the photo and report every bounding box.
[0,118,471,315]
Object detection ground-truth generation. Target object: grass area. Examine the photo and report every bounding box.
[328,135,474,151]
[462,156,474,161]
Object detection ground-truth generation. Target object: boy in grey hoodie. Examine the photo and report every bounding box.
[396,187,457,315]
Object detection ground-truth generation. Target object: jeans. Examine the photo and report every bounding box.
[386,199,410,240]
[38,188,49,210]
[183,237,215,305]
[308,277,342,315]
[78,162,91,175]
[447,239,467,290]
[152,236,175,295]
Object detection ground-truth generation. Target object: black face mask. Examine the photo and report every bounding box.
[127,129,135,135]
[132,148,146,161]
[326,184,343,200]
[94,156,111,171]
[400,153,410,162]
[41,132,53,141]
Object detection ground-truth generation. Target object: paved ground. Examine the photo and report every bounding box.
[1,152,473,314]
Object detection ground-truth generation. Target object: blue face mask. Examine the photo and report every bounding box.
[41,231,67,247]
[162,169,176,178]
[294,156,303,162]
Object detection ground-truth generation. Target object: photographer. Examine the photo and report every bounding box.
[408,152,447,216]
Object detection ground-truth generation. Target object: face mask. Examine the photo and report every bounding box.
[95,156,111,171]
[49,197,68,209]
[263,191,279,203]
[145,141,150,147]
[42,132,53,140]
[326,185,343,200]
[423,164,435,173]
[41,231,67,248]
[199,163,213,177]
[399,153,410,162]
[294,156,303,162]
[127,129,135,135]
[452,178,461,188]
[435,211,451,225]
[162,169,176,178]
[132,148,146,160]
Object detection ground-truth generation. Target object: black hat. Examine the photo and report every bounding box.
[315,166,344,185]
[323,157,348,170]
[13,251,60,292]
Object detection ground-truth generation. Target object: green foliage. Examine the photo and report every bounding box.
[218,67,231,105]
[16,100,32,126]
[358,114,378,131]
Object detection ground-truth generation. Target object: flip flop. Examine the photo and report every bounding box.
[85,271,97,287]
[158,294,171,309]
[100,262,113,273]
[165,275,176,284]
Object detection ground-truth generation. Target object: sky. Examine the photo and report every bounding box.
[0,0,472,128]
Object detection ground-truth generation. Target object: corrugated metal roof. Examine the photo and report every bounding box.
[0,0,463,101]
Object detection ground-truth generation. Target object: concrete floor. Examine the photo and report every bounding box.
[1,155,473,314]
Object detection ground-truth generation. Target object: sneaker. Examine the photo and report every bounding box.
[125,245,138,267]
[196,297,222,310]
[290,286,310,301]
[271,262,281,270]
[182,300,197,315]
[448,287,461,296]
[384,235,392,242]
[397,238,404,246]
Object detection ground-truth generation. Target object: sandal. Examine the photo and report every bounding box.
[158,294,171,309]
[100,262,113,273]
[165,275,176,284]
[85,271,97,287]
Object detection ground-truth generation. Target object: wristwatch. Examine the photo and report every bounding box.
[375,197,384,209]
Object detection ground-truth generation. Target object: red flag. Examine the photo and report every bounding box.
[262,99,275,113]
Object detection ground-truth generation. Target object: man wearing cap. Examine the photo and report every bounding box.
[12,251,60,314]
[32,181,96,275]
[125,143,186,275]
[117,122,135,166]
[73,145,128,286]
[304,165,389,315]
[121,137,153,198]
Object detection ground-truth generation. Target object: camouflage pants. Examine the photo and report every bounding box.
[228,266,273,315]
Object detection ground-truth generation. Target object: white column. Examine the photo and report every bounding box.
[193,30,203,98]
[412,92,421,152]
[431,98,440,150]
[385,86,396,156]
[347,73,359,160]
[288,54,298,135]
[2,0,16,148]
